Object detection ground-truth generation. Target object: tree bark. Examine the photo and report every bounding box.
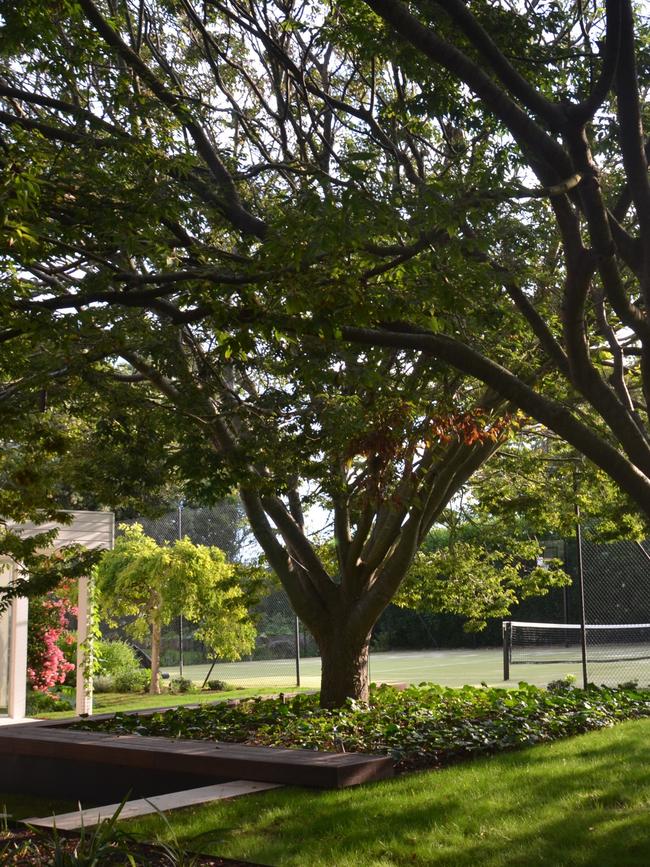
[150,621,161,695]
[318,628,371,707]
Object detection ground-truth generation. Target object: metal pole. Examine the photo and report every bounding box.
[294,616,301,687]
[178,499,184,678]
[502,621,511,681]
[563,581,570,648]
[574,469,589,689]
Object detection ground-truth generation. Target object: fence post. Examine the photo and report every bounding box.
[294,616,301,687]
[502,621,511,681]
[574,469,589,690]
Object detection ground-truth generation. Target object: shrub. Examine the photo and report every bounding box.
[207,679,229,692]
[113,668,149,693]
[96,640,140,676]
[169,677,194,694]
[547,673,577,692]
[94,640,148,693]
[92,675,116,693]
[27,583,77,692]
[26,690,69,714]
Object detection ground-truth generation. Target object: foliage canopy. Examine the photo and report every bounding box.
[3,0,650,702]
[96,524,256,692]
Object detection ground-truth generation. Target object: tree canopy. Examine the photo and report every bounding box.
[96,523,256,693]
[2,0,650,703]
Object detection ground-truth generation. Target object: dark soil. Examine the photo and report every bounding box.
[0,828,267,866]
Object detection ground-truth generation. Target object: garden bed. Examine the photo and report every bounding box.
[0,826,265,865]
[72,681,650,772]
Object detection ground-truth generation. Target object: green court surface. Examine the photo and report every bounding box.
[162,648,593,691]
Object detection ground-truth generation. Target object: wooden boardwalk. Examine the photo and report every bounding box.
[0,719,394,799]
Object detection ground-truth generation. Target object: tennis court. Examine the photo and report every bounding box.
[162,647,595,691]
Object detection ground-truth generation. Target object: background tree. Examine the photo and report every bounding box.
[95,524,256,693]
[467,430,648,545]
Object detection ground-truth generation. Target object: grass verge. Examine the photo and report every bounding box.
[0,792,78,821]
[35,686,312,719]
[125,716,650,866]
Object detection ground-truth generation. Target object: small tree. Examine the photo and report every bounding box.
[95,524,256,694]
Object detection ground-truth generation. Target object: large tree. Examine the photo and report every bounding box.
[2,0,648,703]
[341,0,650,515]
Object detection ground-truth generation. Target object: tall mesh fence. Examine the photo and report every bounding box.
[119,505,315,689]
[506,536,650,687]
[578,537,650,686]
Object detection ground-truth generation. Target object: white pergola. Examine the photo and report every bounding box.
[0,511,114,720]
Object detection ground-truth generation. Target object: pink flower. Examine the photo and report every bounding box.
[27,584,78,692]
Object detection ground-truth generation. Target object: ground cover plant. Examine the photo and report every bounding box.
[72,682,650,772]
[123,716,650,866]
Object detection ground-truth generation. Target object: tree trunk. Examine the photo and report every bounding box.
[150,621,161,695]
[318,630,371,707]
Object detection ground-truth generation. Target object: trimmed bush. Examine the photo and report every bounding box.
[96,640,140,676]
[113,668,149,693]
[92,675,116,693]
[207,679,229,692]
[169,677,194,694]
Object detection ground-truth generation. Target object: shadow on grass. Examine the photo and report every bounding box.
[126,718,650,867]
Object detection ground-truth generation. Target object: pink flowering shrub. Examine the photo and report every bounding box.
[27,582,77,693]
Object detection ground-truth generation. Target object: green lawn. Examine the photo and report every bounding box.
[34,646,647,720]
[125,717,650,866]
[0,792,78,821]
[35,686,312,719]
[161,648,647,691]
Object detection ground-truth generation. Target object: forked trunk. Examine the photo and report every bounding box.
[318,630,371,707]
[150,620,161,694]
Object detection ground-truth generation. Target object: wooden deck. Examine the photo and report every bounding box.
[0,719,394,800]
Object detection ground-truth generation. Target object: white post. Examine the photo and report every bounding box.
[8,595,28,720]
[75,575,94,716]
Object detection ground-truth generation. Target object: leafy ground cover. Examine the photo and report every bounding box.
[125,716,650,866]
[73,682,650,772]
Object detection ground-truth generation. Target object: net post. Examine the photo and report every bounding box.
[502,621,511,681]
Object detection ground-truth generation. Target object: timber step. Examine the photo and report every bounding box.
[0,722,394,797]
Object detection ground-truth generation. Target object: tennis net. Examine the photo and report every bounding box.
[504,620,650,667]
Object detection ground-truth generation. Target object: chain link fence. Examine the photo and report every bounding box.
[577,536,650,686]
[505,534,650,687]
